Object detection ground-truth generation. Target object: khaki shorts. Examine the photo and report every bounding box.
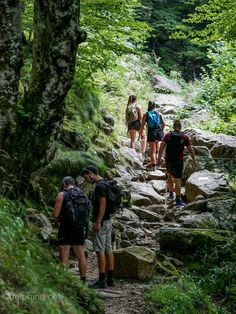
[93,220,112,252]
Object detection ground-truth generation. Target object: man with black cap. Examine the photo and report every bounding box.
[53,176,87,282]
[80,165,115,288]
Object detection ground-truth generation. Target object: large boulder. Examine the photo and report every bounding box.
[183,146,216,179]
[127,181,165,204]
[185,170,228,202]
[160,227,229,253]
[113,246,157,280]
[185,129,236,159]
[177,212,218,229]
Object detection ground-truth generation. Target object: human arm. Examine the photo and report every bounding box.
[137,105,142,122]
[157,140,166,167]
[53,192,63,220]
[94,197,106,232]
[139,113,147,137]
[159,113,165,130]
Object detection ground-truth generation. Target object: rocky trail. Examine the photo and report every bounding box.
[68,82,236,313]
[63,79,236,314]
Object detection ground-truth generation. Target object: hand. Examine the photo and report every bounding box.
[94,221,101,233]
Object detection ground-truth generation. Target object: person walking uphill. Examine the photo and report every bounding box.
[140,101,165,168]
[126,95,146,155]
[157,120,196,206]
[53,176,88,282]
[80,166,115,289]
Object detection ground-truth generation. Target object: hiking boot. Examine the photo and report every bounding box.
[88,279,106,289]
[106,278,115,287]
[175,199,186,207]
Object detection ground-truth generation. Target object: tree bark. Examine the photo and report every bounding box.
[0,0,86,195]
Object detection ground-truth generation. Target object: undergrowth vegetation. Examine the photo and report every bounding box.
[145,236,236,314]
[0,198,103,314]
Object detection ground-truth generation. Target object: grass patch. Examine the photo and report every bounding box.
[0,197,103,314]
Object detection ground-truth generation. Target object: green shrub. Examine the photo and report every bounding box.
[145,280,219,314]
[0,197,103,314]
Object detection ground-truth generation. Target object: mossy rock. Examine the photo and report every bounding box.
[160,227,230,254]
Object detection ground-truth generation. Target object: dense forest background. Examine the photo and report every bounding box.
[0,0,235,313]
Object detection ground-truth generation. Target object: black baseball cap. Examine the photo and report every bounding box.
[62,176,75,185]
[80,165,98,176]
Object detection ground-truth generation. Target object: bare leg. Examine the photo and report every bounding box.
[59,245,71,267]
[140,131,146,154]
[105,251,114,270]
[72,245,87,278]
[174,177,181,197]
[149,142,157,164]
[167,173,174,193]
[128,129,137,149]
[96,252,106,273]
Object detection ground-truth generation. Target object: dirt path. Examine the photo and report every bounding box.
[86,251,148,314]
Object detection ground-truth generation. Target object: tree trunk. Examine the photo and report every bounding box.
[0,0,86,195]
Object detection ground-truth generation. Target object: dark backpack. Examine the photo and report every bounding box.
[62,187,91,228]
[146,110,160,128]
[103,180,123,214]
[166,131,185,161]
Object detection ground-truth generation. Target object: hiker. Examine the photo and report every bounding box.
[125,95,146,155]
[53,176,88,282]
[157,120,196,206]
[140,100,165,168]
[80,165,115,288]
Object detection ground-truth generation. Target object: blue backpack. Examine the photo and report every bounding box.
[146,110,160,128]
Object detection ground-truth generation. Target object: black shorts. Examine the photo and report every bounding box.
[128,120,141,131]
[166,160,183,179]
[147,128,164,142]
[58,224,85,246]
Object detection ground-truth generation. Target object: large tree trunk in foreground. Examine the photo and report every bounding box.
[0,0,86,195]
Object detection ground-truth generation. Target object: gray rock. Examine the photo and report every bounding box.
[177,212,218,229]
[146,170,166,181]
[150,180,166,193]
[185,170,228,202]
[185,129,236,159]
[160,227,230,253]
[26,213,52,240]
[113,246,157,280]
[131,207,163,222]
[127,181,165,204]
[208,198,236,230]
[131,193,152,207]
[152,75,182,93]
[119,208,140,222]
